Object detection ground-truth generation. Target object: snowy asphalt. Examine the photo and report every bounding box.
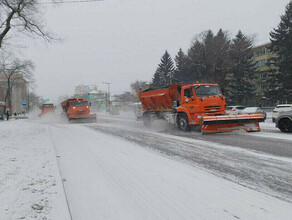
[85,114,292,203]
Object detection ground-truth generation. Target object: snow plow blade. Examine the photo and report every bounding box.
[201,113,265,134]
[68,114,97,123]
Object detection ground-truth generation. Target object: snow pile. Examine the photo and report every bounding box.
[0,120,70,220]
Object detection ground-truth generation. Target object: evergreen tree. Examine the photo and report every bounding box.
[188,39,206,82]
[229,31,255,105]
[203,30,215,83]
[268,1,292,103]
[187,29,231,86]
[173,48,191,83]
[152,51,174,87]
[264,67,281,105]
[213,29,231,88]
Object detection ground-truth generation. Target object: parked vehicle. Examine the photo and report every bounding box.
[61,99,96,122]
[241,107,267,120]
[39,103,55,116]
[226,106,246,115]
[139,83,265,134]
[0,101,6,120]
[275,110,292,132]
[272,104,292,122]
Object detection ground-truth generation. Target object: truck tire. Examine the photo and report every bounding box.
[278,118,292,133]
[177,114,190,131]
[143,112,151,127]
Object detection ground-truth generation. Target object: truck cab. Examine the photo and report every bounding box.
[178,84,226,125]
[40,103,55,116]
[65,99,90,117]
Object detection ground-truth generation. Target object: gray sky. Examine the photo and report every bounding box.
[23,0,289,102]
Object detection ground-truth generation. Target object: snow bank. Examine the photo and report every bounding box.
[0,120,70,220]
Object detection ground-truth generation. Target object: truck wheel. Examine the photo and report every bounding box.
[143,112,151,127]
[177,114,190,131]
[278,118,292,133]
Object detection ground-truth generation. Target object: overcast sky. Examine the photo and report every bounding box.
[22,0,290,102]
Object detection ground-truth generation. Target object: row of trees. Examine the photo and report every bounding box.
[151,0,292,105]
[151,29,255,105]
[265,1,292,104]
[0,0,58,112]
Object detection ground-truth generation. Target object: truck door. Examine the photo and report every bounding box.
[182,87,196,109]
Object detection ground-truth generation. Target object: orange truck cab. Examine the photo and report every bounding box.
[40,103,55,116]
[61,99,96,122]
[139,83,264,133]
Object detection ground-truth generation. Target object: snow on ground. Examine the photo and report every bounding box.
[0,120,70,220]
[49,122,292,220]
[1,112,292,220]
[245,120,292,141]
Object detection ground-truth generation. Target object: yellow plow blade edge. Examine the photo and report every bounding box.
[201,113,265,134]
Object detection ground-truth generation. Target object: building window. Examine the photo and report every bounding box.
[255,59,268,68]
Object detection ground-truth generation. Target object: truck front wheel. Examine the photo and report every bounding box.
[177,114,190,131]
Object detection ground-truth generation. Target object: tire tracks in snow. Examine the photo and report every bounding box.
[86,123,292,203]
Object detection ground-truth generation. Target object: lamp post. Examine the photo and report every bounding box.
[102,82,111,112]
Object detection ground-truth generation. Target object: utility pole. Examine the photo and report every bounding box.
[102,82,111,112]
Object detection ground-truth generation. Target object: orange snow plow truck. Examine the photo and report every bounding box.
[139,83,265,134]
[39,103,55,116]
[61,99,96,122]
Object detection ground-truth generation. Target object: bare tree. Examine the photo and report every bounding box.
[0,0,58,49]
[0,53,34,112]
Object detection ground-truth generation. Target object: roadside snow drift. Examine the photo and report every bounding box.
[0,120,70,220]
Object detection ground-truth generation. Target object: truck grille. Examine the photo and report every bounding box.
[204,106,221,113]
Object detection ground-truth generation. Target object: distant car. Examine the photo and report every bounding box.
[241,107,266,120]
[275,110,292,132]
[226,106,246,115]
[272,104,292,122]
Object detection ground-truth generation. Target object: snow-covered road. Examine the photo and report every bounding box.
[1,115,292,220]
[50,122,292,220]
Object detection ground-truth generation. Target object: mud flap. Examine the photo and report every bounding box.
[201,113,265,134]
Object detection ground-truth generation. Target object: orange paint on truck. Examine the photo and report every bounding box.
[40,103,55,116]
[139,83,264,133]
[61,99,96,122]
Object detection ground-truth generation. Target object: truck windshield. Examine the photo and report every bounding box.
[71,101,88,107]
[194,85,222,97]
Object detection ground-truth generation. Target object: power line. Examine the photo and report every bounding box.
[39,0,104,4]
